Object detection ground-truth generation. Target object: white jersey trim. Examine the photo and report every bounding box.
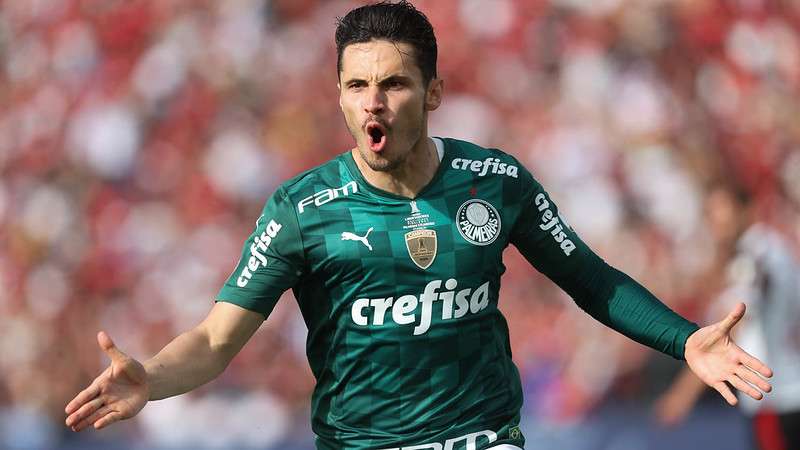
[432,136,444,162]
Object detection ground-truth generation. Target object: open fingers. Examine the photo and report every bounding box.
[94,411,124,430]
[739,351,773,378]
[712,381,738,406]
[71,405,112,432]
[728,375,763,401]
[66,396,104,428]
[65,382,100,415]
[736,365,772,393]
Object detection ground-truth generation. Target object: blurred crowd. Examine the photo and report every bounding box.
[1,0,799,449]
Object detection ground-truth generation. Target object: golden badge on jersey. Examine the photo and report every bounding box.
[405,229,437,270]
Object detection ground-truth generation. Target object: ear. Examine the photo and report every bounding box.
[337,82,343,110]
[424,78,443,111]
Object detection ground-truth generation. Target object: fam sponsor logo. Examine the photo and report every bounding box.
[351,279,491,336]
[451,157,518,178]
[237,219,282,287]
[534,193,576,256]
[457,199,501,246]
[297,181,357,214]
[379,429,497,450]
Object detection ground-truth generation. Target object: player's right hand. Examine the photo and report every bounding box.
[65,331,150,431]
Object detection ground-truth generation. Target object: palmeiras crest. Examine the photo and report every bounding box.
[404,229,437,270]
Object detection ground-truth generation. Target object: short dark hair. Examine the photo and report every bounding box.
[335,1,438,86]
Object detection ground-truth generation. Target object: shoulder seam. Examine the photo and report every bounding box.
[443,137,516,160]
[280,157,344,194]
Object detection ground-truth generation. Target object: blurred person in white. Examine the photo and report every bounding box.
[655,183,800,450]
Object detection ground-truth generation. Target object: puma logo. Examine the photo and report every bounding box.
[341,227,373,251]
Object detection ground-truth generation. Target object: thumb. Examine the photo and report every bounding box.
[97,331,128,362]
[718,302,746,333]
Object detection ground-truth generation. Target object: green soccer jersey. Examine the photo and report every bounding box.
[217,137,698,450]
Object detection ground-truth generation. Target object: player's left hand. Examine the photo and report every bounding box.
[684,302,773,405]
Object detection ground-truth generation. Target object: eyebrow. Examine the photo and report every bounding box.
[342,74,415,86]
[380,75,414,85]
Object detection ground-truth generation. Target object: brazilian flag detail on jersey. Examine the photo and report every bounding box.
[217,137,696,449]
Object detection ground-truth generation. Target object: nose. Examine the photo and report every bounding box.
[363,86,386,115]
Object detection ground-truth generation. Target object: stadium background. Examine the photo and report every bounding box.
[1,0,799,448]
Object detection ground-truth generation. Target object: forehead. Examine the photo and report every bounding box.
[340,40,422,80]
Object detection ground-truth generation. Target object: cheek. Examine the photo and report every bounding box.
[340,103,360,125]
[395,94,425,119]
[340,93,360,112]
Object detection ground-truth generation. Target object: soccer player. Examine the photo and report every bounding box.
[655,185,800,449]
[65,2,774,449]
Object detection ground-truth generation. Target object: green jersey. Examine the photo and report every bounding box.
[217,138,698,450]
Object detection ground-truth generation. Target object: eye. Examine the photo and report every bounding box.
[387,80,404,89]
[348,81,366,90]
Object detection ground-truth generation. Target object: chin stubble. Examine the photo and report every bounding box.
[359,146,403,172]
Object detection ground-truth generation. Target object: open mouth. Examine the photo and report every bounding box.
[366,122,387,152]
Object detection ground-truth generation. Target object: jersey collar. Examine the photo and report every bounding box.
[341,137,453,201]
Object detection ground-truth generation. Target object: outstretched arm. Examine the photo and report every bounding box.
[545,259,773,406]
[509,169,773,405]
[65,302,263,431]
[144,302,263,400]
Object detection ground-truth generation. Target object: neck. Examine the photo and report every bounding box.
[352,136,440,198]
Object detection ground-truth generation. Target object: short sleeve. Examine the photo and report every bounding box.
[216,187,305,317]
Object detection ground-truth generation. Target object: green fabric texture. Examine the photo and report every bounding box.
[216,138,698,449]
